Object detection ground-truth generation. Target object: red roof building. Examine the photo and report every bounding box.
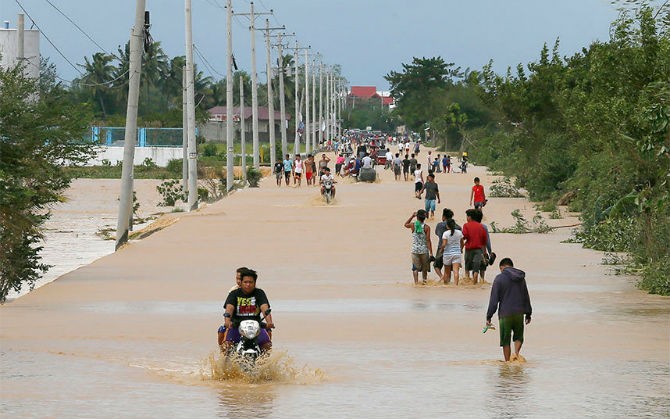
[348,86,394,108]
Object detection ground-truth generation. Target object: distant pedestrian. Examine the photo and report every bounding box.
[446,155,452,173]
[319,153,331,176]
[414,163,424,199]
[385,148,393,170]
[274,160,283,186]
[409,153,418,174]
[486,258,532,362]
[335,154,345,176]
[293,154,303,186]
[404,209,433,285]
[393,153,402,180]
[282,154,293,186]
[470,177,487,209]
[402,154,411,181]
[305,154,315,186]
[442,155,448,173]
[420,173,440,219]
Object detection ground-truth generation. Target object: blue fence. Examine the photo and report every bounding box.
[91,127,198,147]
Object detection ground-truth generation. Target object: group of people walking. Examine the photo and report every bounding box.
[405,207,492,286]
[274,153,332,187]
[404,166,532,362]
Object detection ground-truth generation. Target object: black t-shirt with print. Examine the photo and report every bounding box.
[224,287,270,326]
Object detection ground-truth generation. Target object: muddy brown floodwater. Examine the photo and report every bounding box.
[1,152,668,418]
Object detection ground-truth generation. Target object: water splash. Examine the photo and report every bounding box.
[202,350,326,385]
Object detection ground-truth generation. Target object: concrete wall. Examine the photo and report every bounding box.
[87,146,183,167]
[0,27,40,79]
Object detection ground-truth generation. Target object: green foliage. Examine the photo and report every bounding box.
[156,179,185,206]
[64,165,177,179]
[489,177,525,198]
[0,63,94,302]
[142,157,158,169]
[246,167,263,187]
[490,210,553,234]
[202,143,218,157]
[463,7,669,294]
[166,159,183,174]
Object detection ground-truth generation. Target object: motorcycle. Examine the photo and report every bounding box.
[322,181,334,204]
[227,309,272,373]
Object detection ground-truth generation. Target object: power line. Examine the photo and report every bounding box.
[43,0,109,54]
[193,44,226,78]
[14,0,83,76]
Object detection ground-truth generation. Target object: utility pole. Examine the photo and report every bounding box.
[318,60,323,147]
[293,42,310,154]
[240,75,247,181]
[237,3,272,169]
[325,69,330,143]
[182,67,188,193]
[304,47,310,154]
[263,19,284,168]
[275,32,294,157]
[225,0,234,191]
[115,0,145,250]
[185,0,198,210]
[311,60,316,150]
[294,40,300,155]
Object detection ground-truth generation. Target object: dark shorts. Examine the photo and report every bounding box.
[499,313,525,347]
[294,172,302,178]
[224,325,271,346]
[335,163,342,173]
[284,171,291,179]
[464,248,484,272]
[394,166,401,175]
[415,182,423,192]
[474,201,485,209]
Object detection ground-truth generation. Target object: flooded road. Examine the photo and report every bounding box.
[1,157,668,418]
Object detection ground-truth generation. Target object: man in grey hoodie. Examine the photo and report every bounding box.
[486,258,532,361]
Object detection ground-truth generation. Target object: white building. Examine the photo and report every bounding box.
[0,17,40,79]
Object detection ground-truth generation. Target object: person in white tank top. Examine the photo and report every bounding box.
[293,154,303,186]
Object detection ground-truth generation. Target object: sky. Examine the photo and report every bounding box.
[0,0,629,90]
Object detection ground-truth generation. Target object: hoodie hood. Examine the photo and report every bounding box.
[502,267,526,282]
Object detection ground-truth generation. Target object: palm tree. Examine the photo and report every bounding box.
[79,52,116,118]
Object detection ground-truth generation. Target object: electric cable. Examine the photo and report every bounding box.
[43,0,109,54]
[14,0,83,76]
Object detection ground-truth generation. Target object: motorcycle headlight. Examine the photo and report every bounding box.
[238,320,261,339]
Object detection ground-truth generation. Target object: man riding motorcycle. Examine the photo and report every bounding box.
[320,167,337,199]
[222,268,274,353]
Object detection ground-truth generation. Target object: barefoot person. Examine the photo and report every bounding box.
[404,210,433,285]
[462,209,488,284]
[470,177,487,209]
[441,219,464,285]
[486,258,532,362]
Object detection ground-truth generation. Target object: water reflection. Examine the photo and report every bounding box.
[486,361,530,419]
[217,385,275,418]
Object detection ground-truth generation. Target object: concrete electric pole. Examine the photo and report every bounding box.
[116,0,145,250]
[185,0,198,210]
[225,0,235,191]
